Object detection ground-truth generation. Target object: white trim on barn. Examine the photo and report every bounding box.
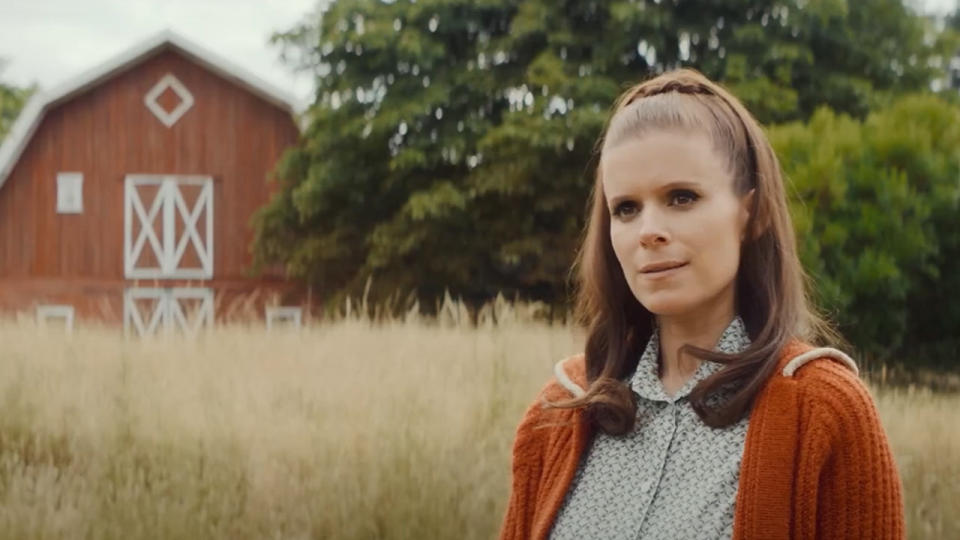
[169,287,214,334]
[265,306,303,330]
[124,174,214,280]
[124,287,213,337]
[124,287,166,336]
[36,304,75,332]
[0,29,303,192]
[143,73,195,127]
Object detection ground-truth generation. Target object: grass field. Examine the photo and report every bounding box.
[0,307,956,539]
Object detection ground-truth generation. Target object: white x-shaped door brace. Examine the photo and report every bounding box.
[124,175,214,279]
[123,287,214,337]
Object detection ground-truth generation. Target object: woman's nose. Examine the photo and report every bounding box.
[636,212,670,247]
[639,230,668,247]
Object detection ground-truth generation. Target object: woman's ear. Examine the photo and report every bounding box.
[739,188,756,241]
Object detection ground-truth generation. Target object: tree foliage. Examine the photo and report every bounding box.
[770,95,960,365]
[0,61,33,142]
[253,0,950,331]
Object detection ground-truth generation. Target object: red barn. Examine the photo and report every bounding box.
[0,30,312,335]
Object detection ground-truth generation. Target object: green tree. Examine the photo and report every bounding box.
[0,61,33,142]
[770,95,960,366]
[254,0,947,315]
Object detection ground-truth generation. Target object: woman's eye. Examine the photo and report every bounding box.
[671,190,699,206]
[612,202,638,218]
[612,191,698,219]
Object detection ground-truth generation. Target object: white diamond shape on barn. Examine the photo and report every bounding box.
[143,73,194,127]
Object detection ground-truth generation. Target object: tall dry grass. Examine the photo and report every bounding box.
[0,301,956,539]
[873,385,960,538]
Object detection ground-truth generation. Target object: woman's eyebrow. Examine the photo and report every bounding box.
[607,181,704,207]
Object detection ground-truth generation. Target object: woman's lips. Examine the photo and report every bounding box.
[641,262,689,278]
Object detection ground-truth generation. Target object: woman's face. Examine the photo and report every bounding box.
[601,129,754,318]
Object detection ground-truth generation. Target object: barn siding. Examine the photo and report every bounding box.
[0,48,306,323]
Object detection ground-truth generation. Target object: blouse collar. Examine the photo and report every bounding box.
[629,315,751,403]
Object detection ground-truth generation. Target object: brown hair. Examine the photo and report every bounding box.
[552,68,848,435]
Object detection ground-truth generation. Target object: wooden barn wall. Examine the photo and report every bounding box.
[0,49,309,322]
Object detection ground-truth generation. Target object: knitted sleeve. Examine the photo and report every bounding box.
[804,361,906,539]
[497,391,548,540]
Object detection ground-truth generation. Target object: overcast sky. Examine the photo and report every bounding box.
[0,0,321,108]
[0,0,956,110]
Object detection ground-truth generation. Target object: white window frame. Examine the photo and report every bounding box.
[36,304,75,333]
[265,306,303,330]
[123,287,213,337]
[124,174,214,280]
[56,172,83,214]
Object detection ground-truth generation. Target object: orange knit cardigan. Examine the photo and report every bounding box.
[498,339,905,539]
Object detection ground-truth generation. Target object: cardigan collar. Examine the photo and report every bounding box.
[551,337,858,400]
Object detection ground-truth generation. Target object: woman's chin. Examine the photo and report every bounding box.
[637,297,692,316]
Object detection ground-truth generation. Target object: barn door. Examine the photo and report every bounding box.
[124,175,213,279]
[124,287,213,337]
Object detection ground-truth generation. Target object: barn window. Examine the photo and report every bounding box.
[36,304,75,333]
[265,306,303,330]
[56,172,83,213]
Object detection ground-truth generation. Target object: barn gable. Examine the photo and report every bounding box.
[0,29,303,191]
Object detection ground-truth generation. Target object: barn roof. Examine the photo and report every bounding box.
[0,29,305,191]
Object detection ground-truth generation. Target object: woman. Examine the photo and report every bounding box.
[498,68,905,540]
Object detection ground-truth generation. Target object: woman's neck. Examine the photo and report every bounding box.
[656,307,737,383]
